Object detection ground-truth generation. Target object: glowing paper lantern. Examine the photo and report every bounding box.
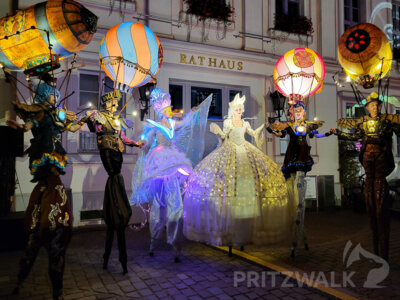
[0,0,97,74]
[273,48,325,104]
[338,23,392,89]
[99,22,163,93]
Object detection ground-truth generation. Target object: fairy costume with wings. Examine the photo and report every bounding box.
[131,89,211,260]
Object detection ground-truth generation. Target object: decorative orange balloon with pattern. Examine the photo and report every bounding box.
[273,48,325,104]
[338,23,392,88]
[0,0,97,73]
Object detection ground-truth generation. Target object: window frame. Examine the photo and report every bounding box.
[168,79,250,121]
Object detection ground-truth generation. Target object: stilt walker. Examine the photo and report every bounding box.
[7,83,86,299]
[86,90,144,274]
[333,91,400,261]
[267,103,332,257]
[131,88,211,262]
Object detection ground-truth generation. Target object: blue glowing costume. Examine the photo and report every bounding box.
[131,91,211,259]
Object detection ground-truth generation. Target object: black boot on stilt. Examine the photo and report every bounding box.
[228,245,233,257]
[103,254,109,270]
[291,242,297,258]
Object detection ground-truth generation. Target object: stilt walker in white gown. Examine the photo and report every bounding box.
[183,94,290,249]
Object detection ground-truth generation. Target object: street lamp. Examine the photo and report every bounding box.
[139,82,156,121]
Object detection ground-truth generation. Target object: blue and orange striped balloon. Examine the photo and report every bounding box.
[99,22,163,93]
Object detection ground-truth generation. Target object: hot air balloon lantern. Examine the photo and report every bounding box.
[0,0,97,76]
[338,23,392,89]
[273,48,325,106]
[99,22,163,93]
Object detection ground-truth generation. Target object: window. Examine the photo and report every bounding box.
[397,109,400,156]
[393,2,400,32]
[78,73,126,152]
[191,87,222,119]
[276,0,303,17]
[393,2,400,60]
[79,73,98,152]
[344,0,360,30]
[345,102,364,118]
[169,80,249,156]
[169,80,248,120]
[169,85,183,110]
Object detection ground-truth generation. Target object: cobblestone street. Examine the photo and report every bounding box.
[0,209,398,299]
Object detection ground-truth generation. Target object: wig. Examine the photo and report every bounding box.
[33,83,60,104]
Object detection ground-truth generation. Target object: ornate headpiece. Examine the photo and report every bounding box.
[364,91,382,106]
[150,88,171,114]
[101,90,121,106]
[293,101,306,111]
[229,93,246,107]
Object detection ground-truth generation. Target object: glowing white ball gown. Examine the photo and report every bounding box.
[183,119,290,246]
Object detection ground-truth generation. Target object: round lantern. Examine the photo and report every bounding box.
[0,0,97,74]
[99,22,163,93]
[273,48,325,104]
[338,23,392,89]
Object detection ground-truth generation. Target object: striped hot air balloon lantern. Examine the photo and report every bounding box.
[99,22,163,93]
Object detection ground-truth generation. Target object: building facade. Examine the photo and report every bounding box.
[5,0,400,226]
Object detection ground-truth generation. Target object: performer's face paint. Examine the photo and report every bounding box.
[233,107,243,119]
[162,106,173,118]
[366,101,380,117]
[48,94,57,105]
[294,106,305,121]
[105,100,118,114]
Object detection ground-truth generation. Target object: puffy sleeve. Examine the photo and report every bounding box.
[120,130,139,147]
[244,121,264,149]
[386,113,400,125]
[222,119,232,138]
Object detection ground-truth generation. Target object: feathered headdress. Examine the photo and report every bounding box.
[150,88,171,114]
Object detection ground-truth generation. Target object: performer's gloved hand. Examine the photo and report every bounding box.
[136,140,146,148]
[77,116,89,125]
[280,130,287,138]
[331,128,338,135]
[309,132,315,139]
[266,127,273,134]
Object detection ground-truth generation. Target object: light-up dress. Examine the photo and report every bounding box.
[131,92,211,257]
[183,118,290,246]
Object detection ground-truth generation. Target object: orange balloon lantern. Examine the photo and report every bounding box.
[273,48,325,104]
[338,23,392,89]
[0,0,97,75]
[99,22,163,93]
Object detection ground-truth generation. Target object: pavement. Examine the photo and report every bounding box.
[0,209,398,300]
